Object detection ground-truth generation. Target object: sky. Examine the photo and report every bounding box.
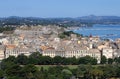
[0,0,120,17]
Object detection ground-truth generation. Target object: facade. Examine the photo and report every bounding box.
[5,45,36,58]
[0,45,5,60]
[113,49,120,58]
[0,36,7,44]
[102,47,113,59]
[89,49,101,63]
[42,47,101,63]
[0,25,119,63]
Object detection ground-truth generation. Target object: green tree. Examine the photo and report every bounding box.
[101,56,107,64]
[62,69,72,79]
[0,70,4,79]
[108,58,113,64]
[34,72,45,79]
[28,52,41,65]
[70,57,78,65]
[78,56,97,65]
[21,64,38,79]
[1,61,16,70]
[39,56,52,65]
[29,52,41,58]
[53,56,63,65]
[91,58,97,65]
[3,56,16,63]
[5,64,22,78]
[114,57,120,64]
[7,76,21,79]
[83,65,93,79]
[116,65,120,77]
[97,65,117,78]
[16,54,28,65]
[76,65,86,78]
[90,68,103,79]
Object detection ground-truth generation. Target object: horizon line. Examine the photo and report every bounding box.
[1,15,120,18]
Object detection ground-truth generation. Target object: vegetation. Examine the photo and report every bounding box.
[1,52,97,66]
[100,56,107,64]
[0,27,14,33]
[1,16,120,27]
[1,52,120,79]
[58,31,82,39]
[0,16,93,27]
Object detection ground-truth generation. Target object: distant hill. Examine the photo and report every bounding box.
[0,15,120,27]
[78,15,120,20]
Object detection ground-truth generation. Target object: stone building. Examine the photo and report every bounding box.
[0,45,5,60]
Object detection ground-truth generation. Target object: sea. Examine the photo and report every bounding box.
[73,24,120,40]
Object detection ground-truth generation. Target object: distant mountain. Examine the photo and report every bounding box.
[78,15,120,20]
[1,15,120,27]
[1,15,120,21]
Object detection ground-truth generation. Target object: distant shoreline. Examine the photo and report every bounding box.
[73,24,120,40]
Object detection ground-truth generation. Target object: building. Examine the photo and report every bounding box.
[113,49,120,58]
[5,44,36,58]
[89,49,101,63]
[0,45,5,60]
[89,36,100,43]
[102,47,113,59]
[0,36,8,44]
[42,45,101,63]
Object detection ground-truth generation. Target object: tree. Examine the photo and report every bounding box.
[5,64,22,78]
[53,56,63,65]
[21,64,38,79]
[78,56,97,65]
[16,54,28,65]
[90,68,103,79]
[28,52,40,65]
[114,57,120,64]
[76,65,86,78]
[70,57,78,65]
[0,70,4,79]
[83,65,93,79]
[7,76,21,79]
[29,52,41,58]
[101,56,107,64]
[3,56,16,63]
[62,69,72,79]
[91,58,97,65]
[116,65,120,77]
[34,71,45,79]
[97,65,117,78]
[62,57,78,65]
[1,61,16,70]
[39,56,52,65]
[108,58,113,64]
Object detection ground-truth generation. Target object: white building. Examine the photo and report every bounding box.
[5,45,36,58]
[42,46,101,63]
[113,49,120,58]
[0,45,5,60]
[102,47,113,59]
[0,36,8,44]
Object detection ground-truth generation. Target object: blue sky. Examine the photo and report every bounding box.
[0,0,120,17]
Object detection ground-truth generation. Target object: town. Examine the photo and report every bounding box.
[0,25,120,64]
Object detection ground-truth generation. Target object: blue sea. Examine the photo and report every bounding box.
[73,24,120,40]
